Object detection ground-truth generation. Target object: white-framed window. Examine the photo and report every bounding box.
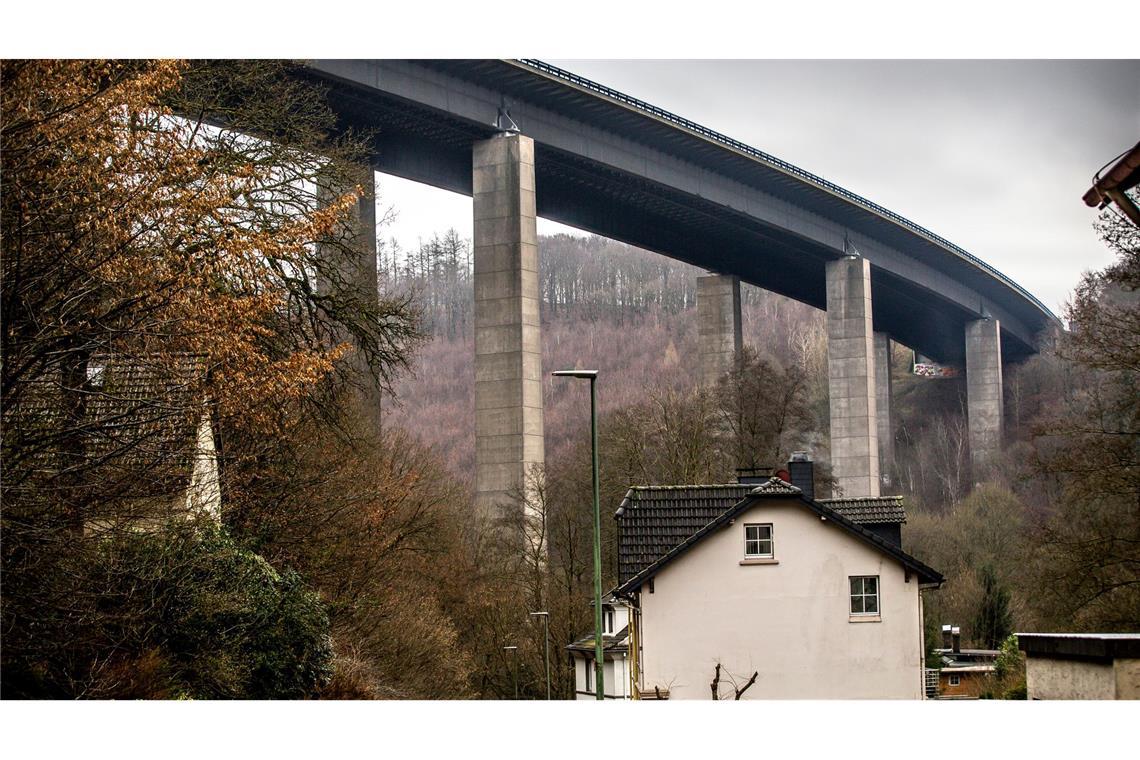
[744,524,773,558]
[603,608,615,634]
[584,657,593,692]
[849,575,879,615]
[949,674,960,687]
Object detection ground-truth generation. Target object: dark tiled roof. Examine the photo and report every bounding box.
[820,496,907,524]
[614,479,942,594]
[3,354,208,499]
[567,626,630,655]
[616,484,753,587]
[617,482,908,585]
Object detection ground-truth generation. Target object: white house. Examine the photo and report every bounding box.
[566,595,634,700]
[600,465,942,699]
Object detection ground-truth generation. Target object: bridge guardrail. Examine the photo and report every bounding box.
[516,59,1058,323]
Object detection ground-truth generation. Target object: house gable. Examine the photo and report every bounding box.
[615,478,942,597]
[635,496,930,698]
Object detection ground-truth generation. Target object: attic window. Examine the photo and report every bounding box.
[744,524,773,558]
[850,575,879,616]
[604,608,615,634]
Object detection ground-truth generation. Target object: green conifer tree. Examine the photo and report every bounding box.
[973,563,1014,649]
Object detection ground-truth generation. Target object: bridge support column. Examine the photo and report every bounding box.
[697,273,742,386]
[320,166,382,436]
[826,257,880,497]
[353,169,383,435]
[874,332,894,490]
[965,318,1003,476]
[472,133,544,521]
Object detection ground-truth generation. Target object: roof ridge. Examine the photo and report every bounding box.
[749,476,800,495]
[615,487,942,595]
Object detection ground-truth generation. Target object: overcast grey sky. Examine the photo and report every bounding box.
[377,60,1139,316]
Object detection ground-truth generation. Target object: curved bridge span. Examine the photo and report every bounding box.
[308,59,1056,363]
[304,59,1059,505]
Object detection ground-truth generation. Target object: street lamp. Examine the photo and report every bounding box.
[503,645,519,700]
[529,611,551,700]
[550,368,603,701]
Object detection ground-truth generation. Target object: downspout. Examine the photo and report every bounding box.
[614,588,641,700]
[918,587,927,699]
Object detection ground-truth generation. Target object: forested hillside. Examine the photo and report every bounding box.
[385,232,830,480]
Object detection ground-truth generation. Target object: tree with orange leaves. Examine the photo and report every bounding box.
[0,60,422,697]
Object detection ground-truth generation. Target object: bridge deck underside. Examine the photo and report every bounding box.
[315,66,1046,364]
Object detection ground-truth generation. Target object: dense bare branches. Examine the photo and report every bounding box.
[1,60,425,698]
[1023,203,1140,630]
[715,346,813,471]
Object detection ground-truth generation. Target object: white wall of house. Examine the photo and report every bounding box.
[185,413,221,520]
[574,652,631,700]
[608,603,630,636]
[572,599,634,699]
[636,497,925,699]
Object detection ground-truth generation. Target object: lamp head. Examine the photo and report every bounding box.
[551,369,598,380]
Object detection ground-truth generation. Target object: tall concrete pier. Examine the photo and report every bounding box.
[321,168,383,435]
[826,257,880,498]
[353,171,382,433]
[965,318,1003,475]
[873,331,894,489]
[697,274,743,386]
[472,134,544,520]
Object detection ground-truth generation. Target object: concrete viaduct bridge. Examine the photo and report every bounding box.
[303,59,1060,506]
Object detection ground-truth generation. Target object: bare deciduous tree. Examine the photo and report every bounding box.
[710,661,759,700]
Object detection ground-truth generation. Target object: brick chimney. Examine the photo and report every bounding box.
[788,451,814,500]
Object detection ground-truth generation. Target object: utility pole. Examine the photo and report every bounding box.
[550,369,604,700]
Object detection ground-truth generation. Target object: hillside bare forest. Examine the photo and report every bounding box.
[2,60,1136,700]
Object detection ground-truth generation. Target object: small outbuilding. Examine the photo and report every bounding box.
[1017,633,1140,700]
[932,625,998,699]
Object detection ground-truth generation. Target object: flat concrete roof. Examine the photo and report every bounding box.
[1017,632,1140,661]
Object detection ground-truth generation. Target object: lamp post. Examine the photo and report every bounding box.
[529,611,551,700]
[503,645,519,700]
[550,369,603,701]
